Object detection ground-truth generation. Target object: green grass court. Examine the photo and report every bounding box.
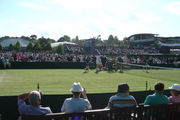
[0,69,180,96]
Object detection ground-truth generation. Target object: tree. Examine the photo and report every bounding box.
[27,43,33,51]
[58,35,71,42]
[21,36,31,40]
[9,44,14,51]
[0,44,2,51]
[72,36,79,44]
[44,43,52,51]
[38,37,55,44]
[53,44,64,54]
[30,35,37,40]
[33,42,41,51]
[14,41,21,51]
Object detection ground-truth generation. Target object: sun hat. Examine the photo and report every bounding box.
[117,83,129,93]
[70,82,83,92]
[169,84,180,91]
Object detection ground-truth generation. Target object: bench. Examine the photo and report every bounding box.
[22,103,180,120]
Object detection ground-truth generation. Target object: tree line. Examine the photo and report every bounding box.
[0,34,129,52]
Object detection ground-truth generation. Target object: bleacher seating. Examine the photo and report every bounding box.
[21,103,180,120]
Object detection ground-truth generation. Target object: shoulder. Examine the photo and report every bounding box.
[79,98,89,102]
[146,94,155,99]
[168,96,173,101]
[128,95,136,100]
[64,98,72,101]
[40,107,52,114]
[18,99,28,108]
[164,95,168,99]
[109,95,118,101]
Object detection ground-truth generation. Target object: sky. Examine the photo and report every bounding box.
[0,0,180,40]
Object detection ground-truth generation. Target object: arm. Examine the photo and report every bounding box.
[144,96,150,105]
[81,88,88,99]
[18,93,29,100]
[18,91,43,100]
[61,99,67,112]
[18,93,30,115]
[82,88,92,109]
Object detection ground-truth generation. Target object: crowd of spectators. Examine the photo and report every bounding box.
[0,51,179,66]
[18,82,180,117]
[64,44,160,55]
[94,46,159,55]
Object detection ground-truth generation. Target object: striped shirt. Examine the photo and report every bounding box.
[108,93,137,109]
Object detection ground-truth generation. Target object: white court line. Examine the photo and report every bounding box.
[0,72,6,83]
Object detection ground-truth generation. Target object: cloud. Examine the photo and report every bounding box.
[19,2,49,10]
[167,1,180,15]
[0,0,165,39]
[46,0,109,13]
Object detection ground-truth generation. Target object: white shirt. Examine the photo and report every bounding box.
[61,98,91,113]
[96,56,101,64]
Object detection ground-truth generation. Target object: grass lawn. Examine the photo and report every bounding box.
[0,69,180,96]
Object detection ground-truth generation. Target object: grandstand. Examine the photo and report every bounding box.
[128,33,180,52]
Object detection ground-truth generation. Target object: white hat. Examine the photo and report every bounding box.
[70,82,83,92]
[169,84,180,91]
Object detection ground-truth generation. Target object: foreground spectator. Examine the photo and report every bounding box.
[18,90,52,116]
[61,82,92,113]
[168,84,180,103]
[107,83,137,109]
[144,82,168,105]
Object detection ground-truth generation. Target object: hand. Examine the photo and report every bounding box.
[38,90,43,96]
[82,88,87,99]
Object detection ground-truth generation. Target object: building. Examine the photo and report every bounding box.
[128,33,180,49]
[128,33,158,48]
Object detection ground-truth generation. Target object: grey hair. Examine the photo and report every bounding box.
[28,91,41,106]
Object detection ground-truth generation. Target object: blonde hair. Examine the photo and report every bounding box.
[28,91,41,106]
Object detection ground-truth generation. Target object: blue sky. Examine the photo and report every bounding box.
[0,0,180,40]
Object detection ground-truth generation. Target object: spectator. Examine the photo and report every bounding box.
[168,84,180,103]
[107,83,137,109]
[61,82,92,113]
[144,82,168,105]
[2,57,11,69]
[18,91,52,116]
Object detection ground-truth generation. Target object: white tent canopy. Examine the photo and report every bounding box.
[51,42,76,48]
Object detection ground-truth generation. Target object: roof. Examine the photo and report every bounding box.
[0,37,33,47]
[51,42,76,48]
[128,33,158,39]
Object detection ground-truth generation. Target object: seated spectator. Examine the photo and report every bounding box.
[18,90,52,116]
[61,82,92,113]
[168,84,180,103]
[144,82,168,105]
[107,83,137,109]
[2,57,11,69]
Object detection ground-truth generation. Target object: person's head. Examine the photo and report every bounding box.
[117,83,129,95]
[70,82,83,98]
[28,91,41,106]
[154,82,164,93]
[169,84,180,96]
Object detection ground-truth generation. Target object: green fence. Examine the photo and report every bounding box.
[0,62,180,69]
[0,62,86,69]
[0,90,170,120]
